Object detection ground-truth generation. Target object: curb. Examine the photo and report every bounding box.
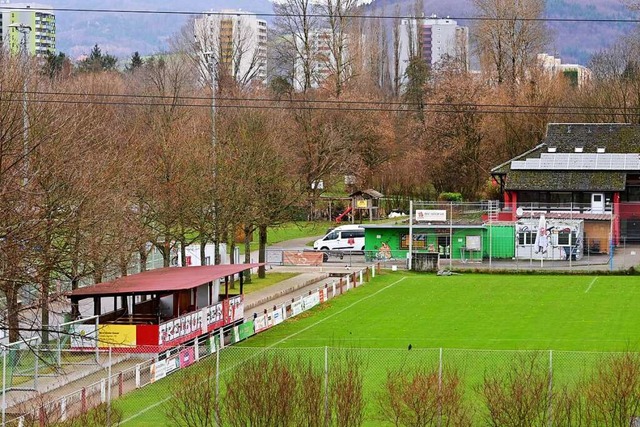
[245,273,330,310]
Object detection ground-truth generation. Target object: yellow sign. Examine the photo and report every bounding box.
[99,325,137,346]
[355,199,368,209]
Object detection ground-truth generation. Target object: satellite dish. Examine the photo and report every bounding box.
[516,207,524,217]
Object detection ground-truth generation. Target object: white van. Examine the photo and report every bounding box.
[313,225,365,252]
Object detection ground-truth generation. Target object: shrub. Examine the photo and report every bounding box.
[376,367,472,427]
[438,192,463,202]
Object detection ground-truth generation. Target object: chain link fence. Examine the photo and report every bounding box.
[268,201,640,273]
[4,345,636,426]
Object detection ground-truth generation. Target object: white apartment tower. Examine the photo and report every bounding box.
[396,15,468,87]
[292,28,352,92]
[194,10,267,86]
[537,53,591,87]
[0,2,56,57]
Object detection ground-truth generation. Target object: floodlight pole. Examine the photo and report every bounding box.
[408,201,413,270]
[203,51,220,264]
[9,23,32,187]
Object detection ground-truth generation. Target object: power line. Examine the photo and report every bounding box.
[2,89,638,113]
[0,5,639,24]
[1,95,638,117]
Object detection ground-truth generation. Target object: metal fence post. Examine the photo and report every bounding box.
[57,324,62,368]
[95,316,99,363]
[107,347,112,426]
[2,347,6,427]
[34,343,39,390]
[547,349,553,427]
[438,347,443,427]
[215,343,220,427]
[324,346,329,427]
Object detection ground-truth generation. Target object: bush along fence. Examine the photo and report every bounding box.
[2,265,381,426]
[10,347,640,426]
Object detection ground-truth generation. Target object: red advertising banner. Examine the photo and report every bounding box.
[158,298,243,348]
[283,251,323,266]
[180,347,196,368]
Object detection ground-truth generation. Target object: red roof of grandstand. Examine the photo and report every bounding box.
[69,264,261,297]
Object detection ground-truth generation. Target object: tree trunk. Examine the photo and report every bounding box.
[40,276,50,344]
[120,254,129,277]
[213,215,220,265]
[180,239,187,267]
[139,245,148,272]
[258,224,267,278]
[163,237,171,267]
[229,229,236,289]
[6,284,20,343]
[243,224,252,283]
[200,237,207,265]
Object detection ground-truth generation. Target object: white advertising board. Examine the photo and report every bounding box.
[415,209,447,222]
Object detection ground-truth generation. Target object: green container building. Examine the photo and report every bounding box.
[362,224,515,262]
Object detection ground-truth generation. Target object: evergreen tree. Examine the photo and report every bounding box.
[126,51,143,72]
[78,44,118,73]
[42,50,67,79]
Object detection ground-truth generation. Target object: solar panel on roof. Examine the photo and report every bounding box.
[511,152,640,171]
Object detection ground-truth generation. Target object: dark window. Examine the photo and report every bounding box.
[518,232,536,245]
[342,231,364,239]
[626,187,640,202]
[557,232,576,246]
[550,192,571,206]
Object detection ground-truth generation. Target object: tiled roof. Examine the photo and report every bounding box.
[544,124,640,153]
[505,171,626,191]
[492,124,640,190]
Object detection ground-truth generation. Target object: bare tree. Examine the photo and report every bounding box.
[274,0,320,93]
[319,0,359,97]
[473,0,550,86]
[192,12,266,89]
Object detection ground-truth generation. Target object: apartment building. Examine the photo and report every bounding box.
[538,53,591,87]
[0,2,55,57]
[194,9,268,86]
[396,15,468,86]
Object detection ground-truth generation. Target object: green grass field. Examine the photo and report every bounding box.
[244,272,640,351]
[116,271,640,426]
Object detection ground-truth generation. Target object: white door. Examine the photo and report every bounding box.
[591,193,605,213]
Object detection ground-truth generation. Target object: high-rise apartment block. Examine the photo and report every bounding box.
[194,10,268,86]
[396,15,468,86]
[0,2,56,57]
[292,28,333,92]
[537,53,591,87]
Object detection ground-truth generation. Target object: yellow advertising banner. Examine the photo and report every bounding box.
[99,325,137,346]
[355,199,368,209]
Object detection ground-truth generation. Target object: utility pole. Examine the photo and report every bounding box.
[204,51,220,264]
[205,51,217,150]
[8,23,32,186]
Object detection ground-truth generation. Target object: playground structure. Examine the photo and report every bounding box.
[335,189,384,223]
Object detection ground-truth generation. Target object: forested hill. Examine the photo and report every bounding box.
[47,0,636,65]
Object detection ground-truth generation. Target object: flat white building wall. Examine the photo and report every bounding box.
[396,16,468,88]
[194,9,267,85]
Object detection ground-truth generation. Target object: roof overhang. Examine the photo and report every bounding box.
[69,264,262,299]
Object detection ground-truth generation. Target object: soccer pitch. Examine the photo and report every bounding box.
[117,271,640,426]
[245,271,640,351]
